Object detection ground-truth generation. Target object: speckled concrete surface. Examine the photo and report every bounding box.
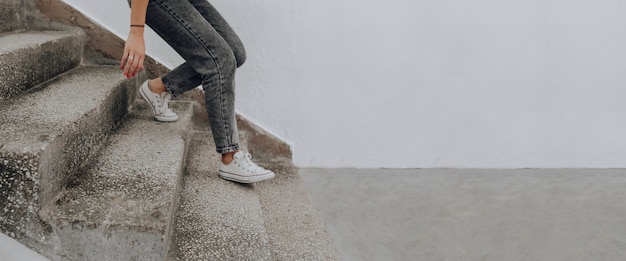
[301,168,626,261]
[42,101,192,261]
[0,65,139,253]
[169,131,273,261]
[256,166,341,261]
[168,126,339,260]
[0,66,133,147]
[0,30,84,101]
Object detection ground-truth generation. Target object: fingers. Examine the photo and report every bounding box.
[123,55,132,77]
[137,56,145,73]
[122,53,144,78]
[126,54,136,77]
[120,51,128,70]
[130,55,144,77]
[121,34,146,78]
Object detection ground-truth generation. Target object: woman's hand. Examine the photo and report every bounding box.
[120,28,146,78]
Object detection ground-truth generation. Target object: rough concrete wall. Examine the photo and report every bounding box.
[0,0,24,32]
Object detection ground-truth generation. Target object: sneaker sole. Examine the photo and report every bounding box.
[218,170,275,184]
[139,81,178,122]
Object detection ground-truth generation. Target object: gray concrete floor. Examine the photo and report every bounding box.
[300,169,626,261]
[0,233,49,261]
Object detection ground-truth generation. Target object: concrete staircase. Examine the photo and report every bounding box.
[0,0,339,260]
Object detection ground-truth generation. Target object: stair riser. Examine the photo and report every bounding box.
[51,228,163,261]
[0,0,23,33]
[0,151,43,245]
[0,31,84,101]
[43,102,192,261]
[0,76,139,252]
[40,78,138,204]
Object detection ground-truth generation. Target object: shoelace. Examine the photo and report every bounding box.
[239,153,267,172]
[155,92,174,115]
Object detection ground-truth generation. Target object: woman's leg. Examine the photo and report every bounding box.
[143,0,274,183]
[145,0,240,154]
[147,0,247,96]
[187,0,246,67]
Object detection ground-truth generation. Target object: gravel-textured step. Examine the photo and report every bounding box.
[169,130,273,261]
[0,66,138,251]
[256,166,341,261]
[168,101,338,260]
[0,30,84,101]
[41,101,193,261]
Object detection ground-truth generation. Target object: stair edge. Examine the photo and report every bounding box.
[0,66,143,255]
[40,101,193,261]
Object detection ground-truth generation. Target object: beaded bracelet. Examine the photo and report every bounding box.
[130,24,144,27]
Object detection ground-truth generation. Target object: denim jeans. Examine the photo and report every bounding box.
[131,0,246,154]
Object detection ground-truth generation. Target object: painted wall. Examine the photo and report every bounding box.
[63,0,626,168]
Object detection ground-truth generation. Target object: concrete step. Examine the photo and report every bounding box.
[0,29,84,101]
[41,101,193,261]
[169,131,273,261]
[227,118,338,260]
[168,128,339,260]
[256,166,341,261]
[0,0,23,33]
[0,66,139,253]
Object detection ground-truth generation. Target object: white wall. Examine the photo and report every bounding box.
[63,0,626,168]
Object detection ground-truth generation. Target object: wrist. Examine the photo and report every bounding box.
[129,26,144,35]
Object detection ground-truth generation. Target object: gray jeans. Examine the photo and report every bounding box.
[134,0,245,154]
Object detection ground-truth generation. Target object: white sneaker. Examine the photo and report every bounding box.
[219,151,275,183]
[139,80,178,122]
